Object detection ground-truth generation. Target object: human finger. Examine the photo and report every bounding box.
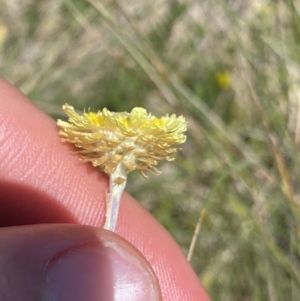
[0,79,210,301]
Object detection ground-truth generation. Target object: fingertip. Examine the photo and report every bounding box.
[0,224,162,301]
[0,79,108,226]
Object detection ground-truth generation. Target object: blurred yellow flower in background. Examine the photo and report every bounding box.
[0,23,8,46]
[215,71,231,89]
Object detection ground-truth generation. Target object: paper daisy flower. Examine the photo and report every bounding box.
[57,104,187,231]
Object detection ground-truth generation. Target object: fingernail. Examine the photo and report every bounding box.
[42,232,161,301]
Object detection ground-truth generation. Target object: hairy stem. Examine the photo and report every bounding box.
[104,165,127,231]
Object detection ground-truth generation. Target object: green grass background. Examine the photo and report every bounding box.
[1,0,300,300]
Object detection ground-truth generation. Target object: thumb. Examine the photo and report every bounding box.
[0,224,161,301]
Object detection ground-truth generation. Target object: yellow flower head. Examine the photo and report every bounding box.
[215,71,231,89]
[0,23,8,46]
[57,104,187,178]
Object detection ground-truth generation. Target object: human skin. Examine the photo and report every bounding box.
[0,79,210,301]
